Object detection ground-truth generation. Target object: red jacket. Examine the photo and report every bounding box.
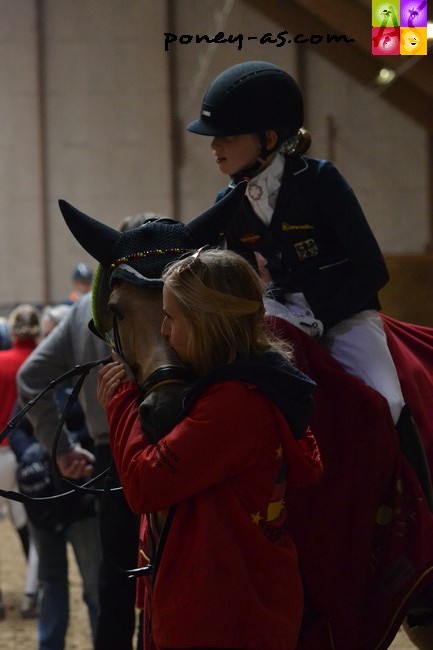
[0,339,37,447]
[107,375,321,650]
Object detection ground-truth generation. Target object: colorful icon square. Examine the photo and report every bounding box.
[400,26,428,53]
[372,1,401,27]
[372,26,400,54]
[400,1,428,27]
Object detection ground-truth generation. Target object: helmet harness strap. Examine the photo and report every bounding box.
[230,131,276,184]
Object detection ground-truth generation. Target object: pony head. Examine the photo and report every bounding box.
[58,182,246,336]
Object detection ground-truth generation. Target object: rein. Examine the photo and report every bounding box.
[0,317,192,503]
[1,317,192,578]
[0,356,115,503]
[0,357,111,445]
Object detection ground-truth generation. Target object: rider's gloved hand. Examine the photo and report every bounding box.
[290,312,324,338]
[263,298,324,338]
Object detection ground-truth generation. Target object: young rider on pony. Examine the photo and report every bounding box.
[186,63,433,644]
[186,60,408,428]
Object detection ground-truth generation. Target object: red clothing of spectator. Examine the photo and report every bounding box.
[0,339,37,446]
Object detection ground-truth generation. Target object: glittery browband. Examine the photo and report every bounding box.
[110,247,196,269]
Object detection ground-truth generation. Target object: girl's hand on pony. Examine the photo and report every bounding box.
[97,353,134,407]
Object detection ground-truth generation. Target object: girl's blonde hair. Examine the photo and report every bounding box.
[162,248,292,375]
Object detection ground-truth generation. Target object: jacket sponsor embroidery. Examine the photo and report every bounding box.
[294,239,319,260]
[281,223,314,231]
[240,232,261,244]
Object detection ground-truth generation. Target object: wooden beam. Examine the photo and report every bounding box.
[244,0,433,131]
[294,0,433,98]
[427,133,433,253]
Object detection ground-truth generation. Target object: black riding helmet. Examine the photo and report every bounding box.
[187,61,303,141]
[186,61,304,178]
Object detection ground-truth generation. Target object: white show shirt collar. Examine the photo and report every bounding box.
[245,153,285,225]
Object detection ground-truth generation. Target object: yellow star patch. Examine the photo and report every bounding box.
[251,511,264,526]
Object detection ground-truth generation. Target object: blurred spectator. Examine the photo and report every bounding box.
[0,304,41,620]
[11,302,100,649]
[41,304,72,332]
[0,317,11,350]
[67,263,94,303]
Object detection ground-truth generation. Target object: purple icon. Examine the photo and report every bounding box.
[400,0,428,27]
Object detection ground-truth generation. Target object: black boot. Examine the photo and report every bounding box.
[396,404,433,511]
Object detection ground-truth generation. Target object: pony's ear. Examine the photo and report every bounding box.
[185,181,246,245]
[58,200,120,266]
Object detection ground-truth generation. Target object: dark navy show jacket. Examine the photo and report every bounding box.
[217,155,389,332]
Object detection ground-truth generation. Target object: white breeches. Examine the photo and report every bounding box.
[265,295,405,424]
[320,310,404,424]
